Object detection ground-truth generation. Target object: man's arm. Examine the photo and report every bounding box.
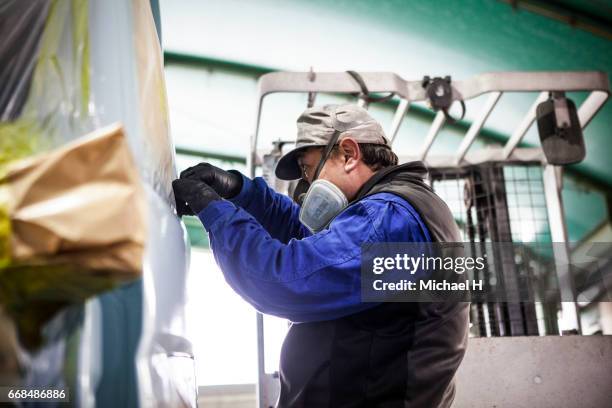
[229,172,310,243]
[178,163,309,242]
[198,194,429,323]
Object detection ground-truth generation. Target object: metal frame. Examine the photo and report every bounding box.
[431,164,543,337]
[249,71,608,171]
[248,71,610,408]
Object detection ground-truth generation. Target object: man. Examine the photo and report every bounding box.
[173,104,469,408]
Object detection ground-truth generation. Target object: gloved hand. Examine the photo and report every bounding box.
[175,197,194,217]
[180,163,243,199]
[172,178,221,216]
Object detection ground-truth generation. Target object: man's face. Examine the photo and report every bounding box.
[296,140,371,201]
[297,147,324,184]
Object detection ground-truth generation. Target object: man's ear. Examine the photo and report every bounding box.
[338,138,361,172]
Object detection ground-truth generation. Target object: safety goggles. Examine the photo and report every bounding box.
[292,130,342,204]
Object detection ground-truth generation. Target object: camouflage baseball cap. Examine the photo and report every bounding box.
[275,104,389,180]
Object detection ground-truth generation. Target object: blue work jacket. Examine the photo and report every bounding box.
[196,174,431,323]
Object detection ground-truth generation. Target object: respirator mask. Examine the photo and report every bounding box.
[294,131,348,233]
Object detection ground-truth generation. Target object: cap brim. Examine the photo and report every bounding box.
[275,144,320,180]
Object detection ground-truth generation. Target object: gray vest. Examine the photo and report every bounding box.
[354,161,462,242]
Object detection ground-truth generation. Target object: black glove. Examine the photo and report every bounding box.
[180,162,243,199]
[175,197,194,217]
[172,178,221,216]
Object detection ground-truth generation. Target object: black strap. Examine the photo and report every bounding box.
[346,70,395,104]
[293,130,342,205]
[442,100,466,124]
[312,130,342,181]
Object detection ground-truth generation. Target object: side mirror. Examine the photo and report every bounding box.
[536,92,585,165]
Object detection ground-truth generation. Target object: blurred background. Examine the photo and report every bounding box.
[158,0,612,405]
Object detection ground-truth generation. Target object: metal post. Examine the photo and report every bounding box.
[389,99,410,145]
[256,313,267,408]
[419,111,446,160]
[250,94,269,408]
[454,92,502,165]
[502,92,548,159]
[577,90,609,128]
[542,164,582,334]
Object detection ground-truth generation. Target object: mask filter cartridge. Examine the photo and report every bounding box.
[299,179,348,233]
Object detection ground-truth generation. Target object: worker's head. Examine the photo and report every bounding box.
[275,104,398,201]
[296,139,397,201]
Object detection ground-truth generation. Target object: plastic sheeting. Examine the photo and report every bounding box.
[0,0,161,347]
[0,0,175,199]
[0,0,180,339]
[0,2,194,406]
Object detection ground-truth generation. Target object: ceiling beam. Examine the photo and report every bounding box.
[500,0,612,40]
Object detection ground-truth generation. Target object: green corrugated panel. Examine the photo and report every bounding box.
[167,0,612,243]
[184,215,209,248]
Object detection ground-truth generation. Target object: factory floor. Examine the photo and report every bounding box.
[197,384,256,408]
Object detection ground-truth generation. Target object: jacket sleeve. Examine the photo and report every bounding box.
[228,172,310,243]
[197,194,429,323]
